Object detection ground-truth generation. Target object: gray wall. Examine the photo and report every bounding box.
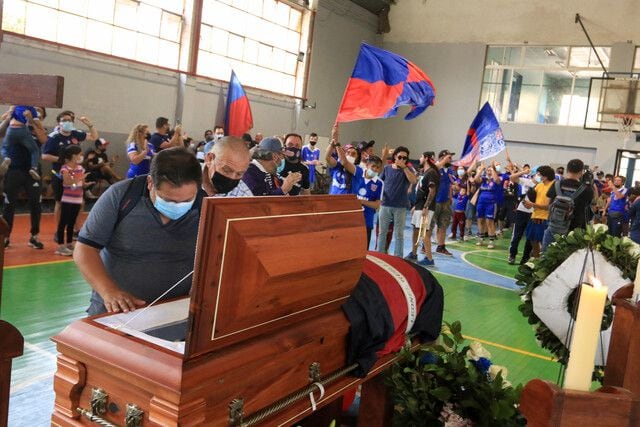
[0,0,380,178]
[373,41,628,172]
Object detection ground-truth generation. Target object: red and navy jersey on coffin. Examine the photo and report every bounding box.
[342,252,444,377]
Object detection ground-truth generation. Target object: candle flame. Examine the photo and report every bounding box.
[590,276,603,289]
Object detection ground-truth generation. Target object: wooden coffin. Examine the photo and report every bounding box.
[51,195,400,426]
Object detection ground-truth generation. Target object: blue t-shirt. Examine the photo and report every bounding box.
[149,132,170,152]
[357,177,383,228]
[301,145,320,183]
[126,142,155,178]
[43,129,87,172]
[379,164,411,208]
[435,167,454,203]
[609,188,628,213]
[12,106,38,124]
[478,175,501,203]
[454,193,468,211]
[329,161,363,195]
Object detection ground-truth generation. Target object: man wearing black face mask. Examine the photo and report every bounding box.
[202,136,253,197]
[302,132,321,190]
[279,133,310,196]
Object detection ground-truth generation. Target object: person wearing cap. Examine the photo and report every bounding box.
[280,133,310,196]
[432,150,456,256]
[325,125,363,196]
[406,151,439,266]
[202,136,253,197]
[85,138,121,191]
[357,140,376,168]
[241,136,301,196]
[302,132,321,190]
[376,145,417,257]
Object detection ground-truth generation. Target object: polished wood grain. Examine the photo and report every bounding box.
[0,321,23,427]
[520,379,640,426]
[0,74,65,107]
[605,298,640,395]
[188,195,366,358]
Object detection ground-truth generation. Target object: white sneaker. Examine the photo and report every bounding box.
[476,239,483,246]
[463,235,470,241]
[55,246,73,256]
[487,240,495,249]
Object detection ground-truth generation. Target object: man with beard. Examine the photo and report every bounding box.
[279,133,310,195]
[242,137,301,196]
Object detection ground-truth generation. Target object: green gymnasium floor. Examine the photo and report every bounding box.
[2,229,562,426]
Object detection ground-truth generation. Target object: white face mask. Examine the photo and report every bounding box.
[346,155,356,164]
[534,175,542,183]
[77,156,84,164]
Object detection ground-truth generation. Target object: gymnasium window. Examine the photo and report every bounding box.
[197,0,312,98]
[480,46,610,126]
[2,0,186,70]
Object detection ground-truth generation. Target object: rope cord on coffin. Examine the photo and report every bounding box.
[516,224,639,382]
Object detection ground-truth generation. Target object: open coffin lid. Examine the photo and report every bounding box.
[93,195,366,360]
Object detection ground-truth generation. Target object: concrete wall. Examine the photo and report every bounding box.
[0,0,380,177]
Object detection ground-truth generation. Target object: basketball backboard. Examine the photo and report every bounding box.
[584,73,640,133]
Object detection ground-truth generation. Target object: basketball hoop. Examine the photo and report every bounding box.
[614,113,640,143]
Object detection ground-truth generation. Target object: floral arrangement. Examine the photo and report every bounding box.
[516,224,638,380]
[386,321,525,427]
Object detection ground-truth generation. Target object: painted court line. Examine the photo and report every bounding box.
[5,259,73,270]
[463,334,556,362]
[460,250,516,282]
[23,341,57,360]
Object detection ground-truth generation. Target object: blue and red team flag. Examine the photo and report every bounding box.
[456,102,505,168]
[224,70,253,137]
[336,43,436,123]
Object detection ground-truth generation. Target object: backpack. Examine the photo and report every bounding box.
[547,180,586,234]
[114,175,205,228]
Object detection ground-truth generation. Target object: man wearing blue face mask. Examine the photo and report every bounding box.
[43,110,99,238]
[74,148,206,315]
[241,136,301,196]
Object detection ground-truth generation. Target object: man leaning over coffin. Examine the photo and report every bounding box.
[74,137,252,315]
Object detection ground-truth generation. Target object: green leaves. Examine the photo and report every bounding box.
[515,224,632,383]
[387,322,524,426]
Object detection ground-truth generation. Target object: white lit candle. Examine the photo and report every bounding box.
[564,278,608,391]
[634,261,640,303]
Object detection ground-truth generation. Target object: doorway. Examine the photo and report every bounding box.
[614,149,640,187]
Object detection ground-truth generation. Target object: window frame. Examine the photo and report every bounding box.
[0,0,316,100]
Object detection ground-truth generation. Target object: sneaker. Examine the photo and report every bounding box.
[55,246,73,256]
[508,257,515,265]
[487,240,495,249]
[463,235,471,242]
[436,247,453,256]
[28,235,44,250]
[404,252,418,261]
[66,243,75,251]
[418,258,435,267]
[476,239,483,246]
[28,168,41,181]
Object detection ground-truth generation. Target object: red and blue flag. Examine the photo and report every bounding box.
[336,43,436,123]
[224,70,253,137]
[456,102,505,168]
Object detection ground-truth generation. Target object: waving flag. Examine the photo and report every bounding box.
[224,70,253,137]
[456,102,505,168]
[336,43,436,123]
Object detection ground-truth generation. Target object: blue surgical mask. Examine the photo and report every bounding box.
[153,193,195,220]
[534,175,542,183]
[457,169,465,177]
[60,121,74,132]
[495,165,502,172]
[276,158,285,174]
[366,169,378,179]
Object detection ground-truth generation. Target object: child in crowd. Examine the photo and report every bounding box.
[56,145,89,256]
[358,155,383,249]
[1,105,44,180]
[450,187,468,241]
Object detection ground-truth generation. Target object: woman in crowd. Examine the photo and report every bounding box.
[126,124,154,178]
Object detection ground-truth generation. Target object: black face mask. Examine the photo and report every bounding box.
[286,147,301,162]
[309,141,317,146]
[205,135,213,142]
[211,171,240,194]
[145,132,151,141]
[444,162,452,168]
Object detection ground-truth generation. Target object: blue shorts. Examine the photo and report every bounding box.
[525,219,548,242]
[476,200,496,219]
